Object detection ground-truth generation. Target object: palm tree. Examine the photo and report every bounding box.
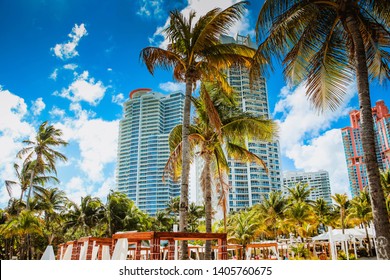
[313,198,332,233]
[286,182,313,205]
[257,191,287,240]
[1,210,43,259]
[34,187,67,245]
[380,170,390,213]
[165,196,180,223]
[153,210,173,232]
[140,2,259,259]
[187,203,205,233]
[104,191,133,236]
[64,196,104,237]
[17,121,68,209]
[348,189,373,256]
[5,162,59,205]
[227,210,259,259]
[255,0,390,258]
[284,201,314,237]
[332,193,349,234]
[165,84,277,259]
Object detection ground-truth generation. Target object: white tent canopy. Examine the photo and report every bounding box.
[312,228,374,241]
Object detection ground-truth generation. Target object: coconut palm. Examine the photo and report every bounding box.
[286,182,313,205]
[140,2,262,258]
[348,189,373,255]
[17,121,68,209]
[257,191,287,239]
[284,201,315,237]
[34,187,67,245]
[104,191,134,236]
[64,196,104,237]
[227,210,260,259]
[332,193,349,234]
[380,170,390,213]
[312,198,332,233]
[5,161,59,205]
[1,210,43,259]
[165,84,277,259]
[153,210,174,232]
[255,0,390,258]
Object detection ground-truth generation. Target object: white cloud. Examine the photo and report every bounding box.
[50,68,58,80]
[54,71,106,105]
[55,112,119,183]
[64,63,78,70]
[137,0,164,18]
[51,23,88,60]
[31,97,46,116]
[149,0,252,48]
[275,84,355,196]
[159,81,185,92]
[107,68,113,72]
[0,86,36,205]
[49,106,66,118]
[112,93,125,105]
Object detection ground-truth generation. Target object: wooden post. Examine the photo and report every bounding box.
[135,241,141,260]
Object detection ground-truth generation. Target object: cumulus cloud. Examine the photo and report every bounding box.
[64,63,78,70]
[159,81,185,92]
[0,86,35,205]
[112,93,125,105]
[31,97,46,116]
[51,23,88,60]
[149,0,253,48]
[54,71,106,105]
[55,110,119,183]
[137,0,164,18]
[49,106,66,118]
[50,69,58,80]
[275,84,355,195]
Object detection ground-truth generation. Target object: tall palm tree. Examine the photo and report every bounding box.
[255,0,390,258]
[17,121,68,209]
[165,84,277,259]
[140,2,260,259]
[332,193,349,234]
[348,188,373,256]
[284,201,314,237]
[104,191,133,236]
[5,162,59,205]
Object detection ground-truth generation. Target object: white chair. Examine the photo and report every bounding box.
[40,245,55,260]
[102,245,111,260]
[111,238,128,260]
[79,241,88,260]
[62,244,73,260]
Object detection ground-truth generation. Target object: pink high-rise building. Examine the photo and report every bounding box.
[341,100,390,197]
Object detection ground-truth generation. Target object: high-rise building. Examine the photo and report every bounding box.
[282,170,332,204]
[221,34,282,212]
[341,100,390,197]
[116,88,184,215]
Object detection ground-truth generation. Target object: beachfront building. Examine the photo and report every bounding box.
[221,34,282,213]
[341,100,390,197]
[116,88,184,215]
[283,170,332,204]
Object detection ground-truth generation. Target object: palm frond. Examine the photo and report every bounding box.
[140,47,184,78]
[226,142,268,171]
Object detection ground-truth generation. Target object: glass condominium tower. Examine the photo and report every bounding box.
[116,88,184,215]
[221,34,282,212]
[341,100,390,197]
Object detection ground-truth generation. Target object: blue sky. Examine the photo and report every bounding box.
[0,0,388,207]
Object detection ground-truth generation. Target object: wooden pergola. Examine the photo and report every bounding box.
[112,231,228,260]
[57,237,112,260]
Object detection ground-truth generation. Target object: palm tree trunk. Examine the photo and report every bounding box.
[363,222,372,257]
[179,77,193,260]
[26,169,36,210]
[346,14,390,260]
[203,152,212,260]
